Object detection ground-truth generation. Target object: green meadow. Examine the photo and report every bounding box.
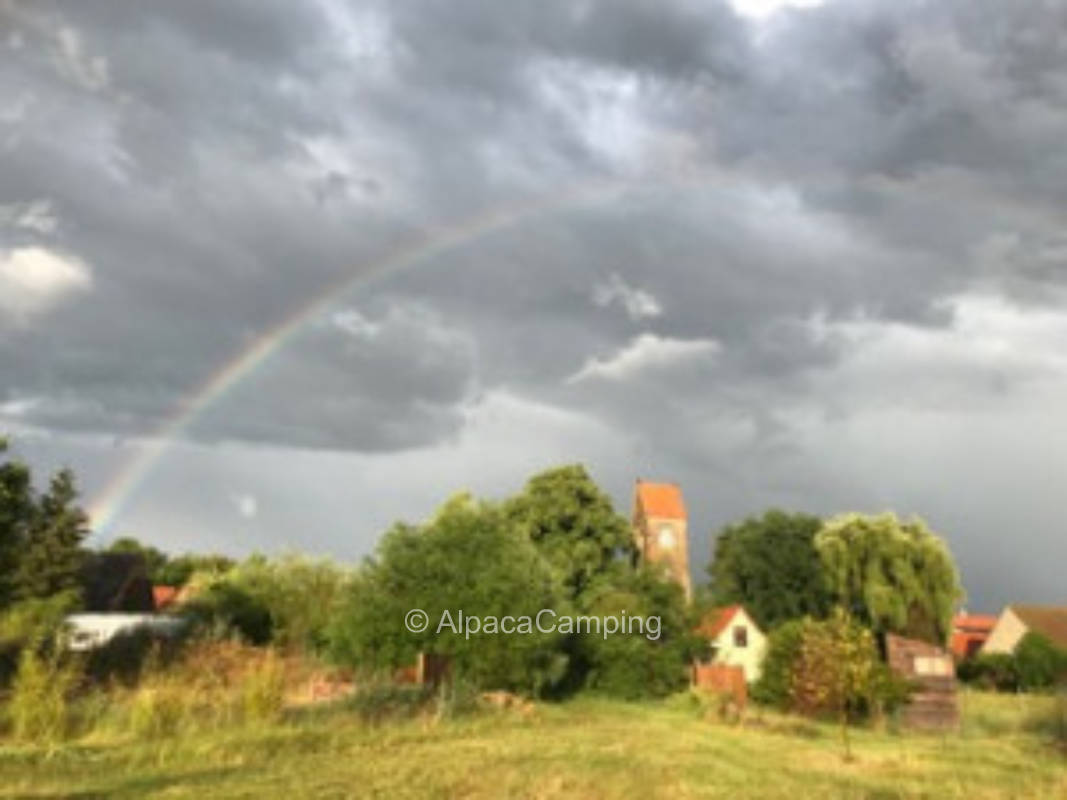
[1,691,1063,799]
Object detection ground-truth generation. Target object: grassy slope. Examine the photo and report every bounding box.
[0,692,1064,799]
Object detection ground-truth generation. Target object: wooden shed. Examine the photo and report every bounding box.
[886,634,959,730]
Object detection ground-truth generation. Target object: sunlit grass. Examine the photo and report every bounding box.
[0,690,1064,798]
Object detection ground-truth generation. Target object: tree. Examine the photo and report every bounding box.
[750,618,807,708]
[574,564,703,699]
[156,553,235,587]
[788,608,879,759]
[107,537,168,582]
[815,513,962,645]
[0,437,34,610]
[1014,632,1067,690]
[223,554,350,652]
[329,494,570,696]
[12,468,89,604]
[504,465,634,602]
[707,510,831,630]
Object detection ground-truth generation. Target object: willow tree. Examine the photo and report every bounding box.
[814,513,962,645]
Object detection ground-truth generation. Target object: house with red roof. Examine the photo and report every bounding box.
[695,605,767,683]
[950,612,998,660]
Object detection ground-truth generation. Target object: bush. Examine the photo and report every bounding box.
[958,653,1020,691]
[751,619,806,708]
[576,567,701,700]
[958,635,1067,693]
[1015,633,1067,691]
[183,582,273,645]
[6,645,80,743]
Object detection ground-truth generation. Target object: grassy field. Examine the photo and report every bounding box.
[0,690,1064,799]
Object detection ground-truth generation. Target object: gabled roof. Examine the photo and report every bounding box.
[634,480,686,520]
[1010,605,1067,649]
[696,605,744,639]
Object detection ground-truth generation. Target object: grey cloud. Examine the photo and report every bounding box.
[3,0,1067,608]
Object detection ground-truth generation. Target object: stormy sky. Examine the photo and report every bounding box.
[2,0,1066,612]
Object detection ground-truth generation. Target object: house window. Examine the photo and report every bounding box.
[733,625,748,648]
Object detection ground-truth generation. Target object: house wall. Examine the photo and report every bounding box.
[711,608,767,683]
[981,607,1027,655]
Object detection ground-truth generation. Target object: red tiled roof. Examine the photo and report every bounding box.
[152,585,179,611]
[635,480,687,519]
[954,613,997,633]
[696,605,742,639]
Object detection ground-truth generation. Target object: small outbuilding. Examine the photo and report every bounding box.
[886,633,959,730]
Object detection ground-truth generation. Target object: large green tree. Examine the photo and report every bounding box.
[13,468,90,603]
[707,510,831,630]
[1,438,89,608]
[815,513,962,645]
[0,437,33,610]
[504,464,634,602]
[329,494,570,695]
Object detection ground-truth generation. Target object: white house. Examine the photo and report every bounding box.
[697,605,767,683]
[64,613,186,651]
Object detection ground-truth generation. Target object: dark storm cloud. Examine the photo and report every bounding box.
[2,0,1067,606]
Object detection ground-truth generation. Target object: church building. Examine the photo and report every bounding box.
[631,479,691,601]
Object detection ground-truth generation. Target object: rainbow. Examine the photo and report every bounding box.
[87,180,626,536]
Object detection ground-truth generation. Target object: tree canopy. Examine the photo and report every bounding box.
[815,513,962,645]
[503,465,634,603]
[707,510,831,630]
[0,439,89,610]
[329,494,571,695]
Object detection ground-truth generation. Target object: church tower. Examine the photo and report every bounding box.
[632,479,691,601]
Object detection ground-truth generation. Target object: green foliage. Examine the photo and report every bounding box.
[104,537,235,588]
[0,439,89,610]
[708,510,831,631]
[787,609,880,722]
[504,464,634,602]
[1015,633,1067,691]
[0,593,80,686]
[958,653,1020,692]
[0,437,33,610]
[224,554,350,653]
[6,644,80,743]
[960,634,1067,692]
[184,581,274,645]
[576,565,702,699]
[751,618,806,708]
[329,494,570,696]
[815,513,962,645]
[156,552,235,587]
[12,468,90,604]
[107,537,169,581]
